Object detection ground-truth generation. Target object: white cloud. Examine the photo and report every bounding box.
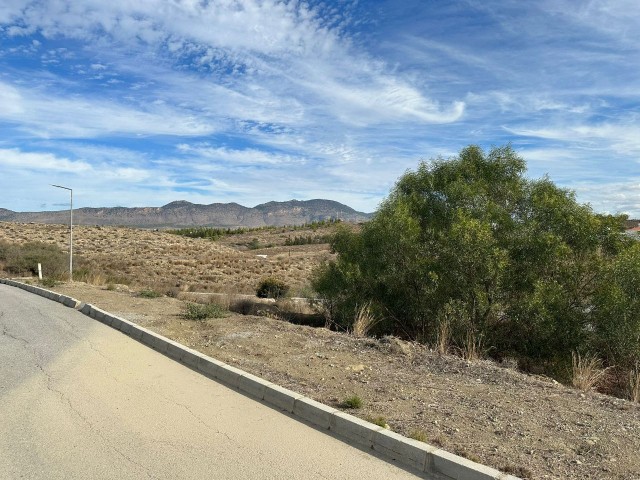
[0,80,218,138]
[510,121,640,156]
[0,148,92,172]
[572,181,640,217]
[176,144,308,166]
[4,0,462,128]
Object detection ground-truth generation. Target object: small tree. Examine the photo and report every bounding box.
[312,144,632,373]
[256,277,289,299]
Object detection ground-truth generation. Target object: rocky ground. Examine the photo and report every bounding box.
[44,282,640,480]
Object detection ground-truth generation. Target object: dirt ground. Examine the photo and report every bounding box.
[42,282,640,480]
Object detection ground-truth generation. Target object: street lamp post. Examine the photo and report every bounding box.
[51,184,73,282]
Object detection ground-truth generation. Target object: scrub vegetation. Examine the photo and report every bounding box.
[312,145,640,398]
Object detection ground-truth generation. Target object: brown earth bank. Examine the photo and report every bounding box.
[34,282,640,480]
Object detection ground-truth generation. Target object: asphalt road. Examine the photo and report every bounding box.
[0,284,424,479]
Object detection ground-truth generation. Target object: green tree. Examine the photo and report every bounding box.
[312,145,632,369]
[592,243,640,368]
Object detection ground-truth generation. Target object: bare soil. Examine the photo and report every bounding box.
[43,282,640,480]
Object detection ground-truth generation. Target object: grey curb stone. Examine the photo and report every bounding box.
[237,373,273,400]
[330,411,381,448]
[213,363,245,389]
[60,295,80,308]
[196,355,227,379]
[165,341,185,361]
[0,277,521,480]
[128,324,144,341]
[293,397,337,430]
[431,449,501,480]
[118,320,132,335]
[180,348,201,369]
[263,384,303,413]
[141,330,168,353]
[107,315,123,330]
[373,429,431,473]
[94,308,108,323]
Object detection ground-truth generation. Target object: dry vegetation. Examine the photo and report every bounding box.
[0,221,340,295]
[2,220,640,479]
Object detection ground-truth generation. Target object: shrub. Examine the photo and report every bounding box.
[409,429,428,442]
[1,241,69,279]
[247,238,261,250]
[182,302,229,321]
[340,394,363,409]
[365,415,389,428]
[138,289,162,298]
[256,277,289,299]
[40,278,58,288]
[312,144,634,382]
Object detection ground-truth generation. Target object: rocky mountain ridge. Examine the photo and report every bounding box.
[0,199,371,228]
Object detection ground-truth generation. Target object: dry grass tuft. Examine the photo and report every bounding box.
[459,329,485,361]
[571,351,610,391]
[436,319,451,355]
[352,302,378,337]
[628,363,640,402]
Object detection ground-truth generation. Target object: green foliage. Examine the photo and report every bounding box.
[138,289,162,298]
[592,243,640,368]
[340,394,363,409]
[40,278,58,288]
[0,241,69,279]
[365,415,389,428]
[168,219,342,241]
[409,429,428,442]
[247,238,261,250]
[167,226,247,240]
[256,277,290,299]
[284,234,334,246]
[312,144,636,376]
[182,302,229,321]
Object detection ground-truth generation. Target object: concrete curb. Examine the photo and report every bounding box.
[0,278,521,480]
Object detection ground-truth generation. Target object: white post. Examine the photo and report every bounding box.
[38,263,42,280]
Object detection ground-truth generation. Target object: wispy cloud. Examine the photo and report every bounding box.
[0,80,218,138]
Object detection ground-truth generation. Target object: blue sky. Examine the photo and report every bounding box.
[0,0,638,215]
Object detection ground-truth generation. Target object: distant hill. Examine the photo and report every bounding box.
[0,200,371,228]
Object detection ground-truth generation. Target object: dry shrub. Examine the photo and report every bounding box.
[229,297,257,315]
[352,302,379,337]
[459,329,485,361]
[571,351,610,391]
[628,363,640,402]
[436,319,451,355]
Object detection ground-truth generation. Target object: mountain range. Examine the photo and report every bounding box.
[0,200,371,228]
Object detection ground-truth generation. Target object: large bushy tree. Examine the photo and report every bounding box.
[313,145,636,371]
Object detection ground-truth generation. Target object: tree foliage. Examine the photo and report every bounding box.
[312,145,637,371]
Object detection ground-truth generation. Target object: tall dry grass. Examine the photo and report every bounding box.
[352,302,379,337]
[571,352,610,391]
[628,363,640,402]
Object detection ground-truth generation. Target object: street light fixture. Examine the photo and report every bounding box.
[51,184,73,282]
